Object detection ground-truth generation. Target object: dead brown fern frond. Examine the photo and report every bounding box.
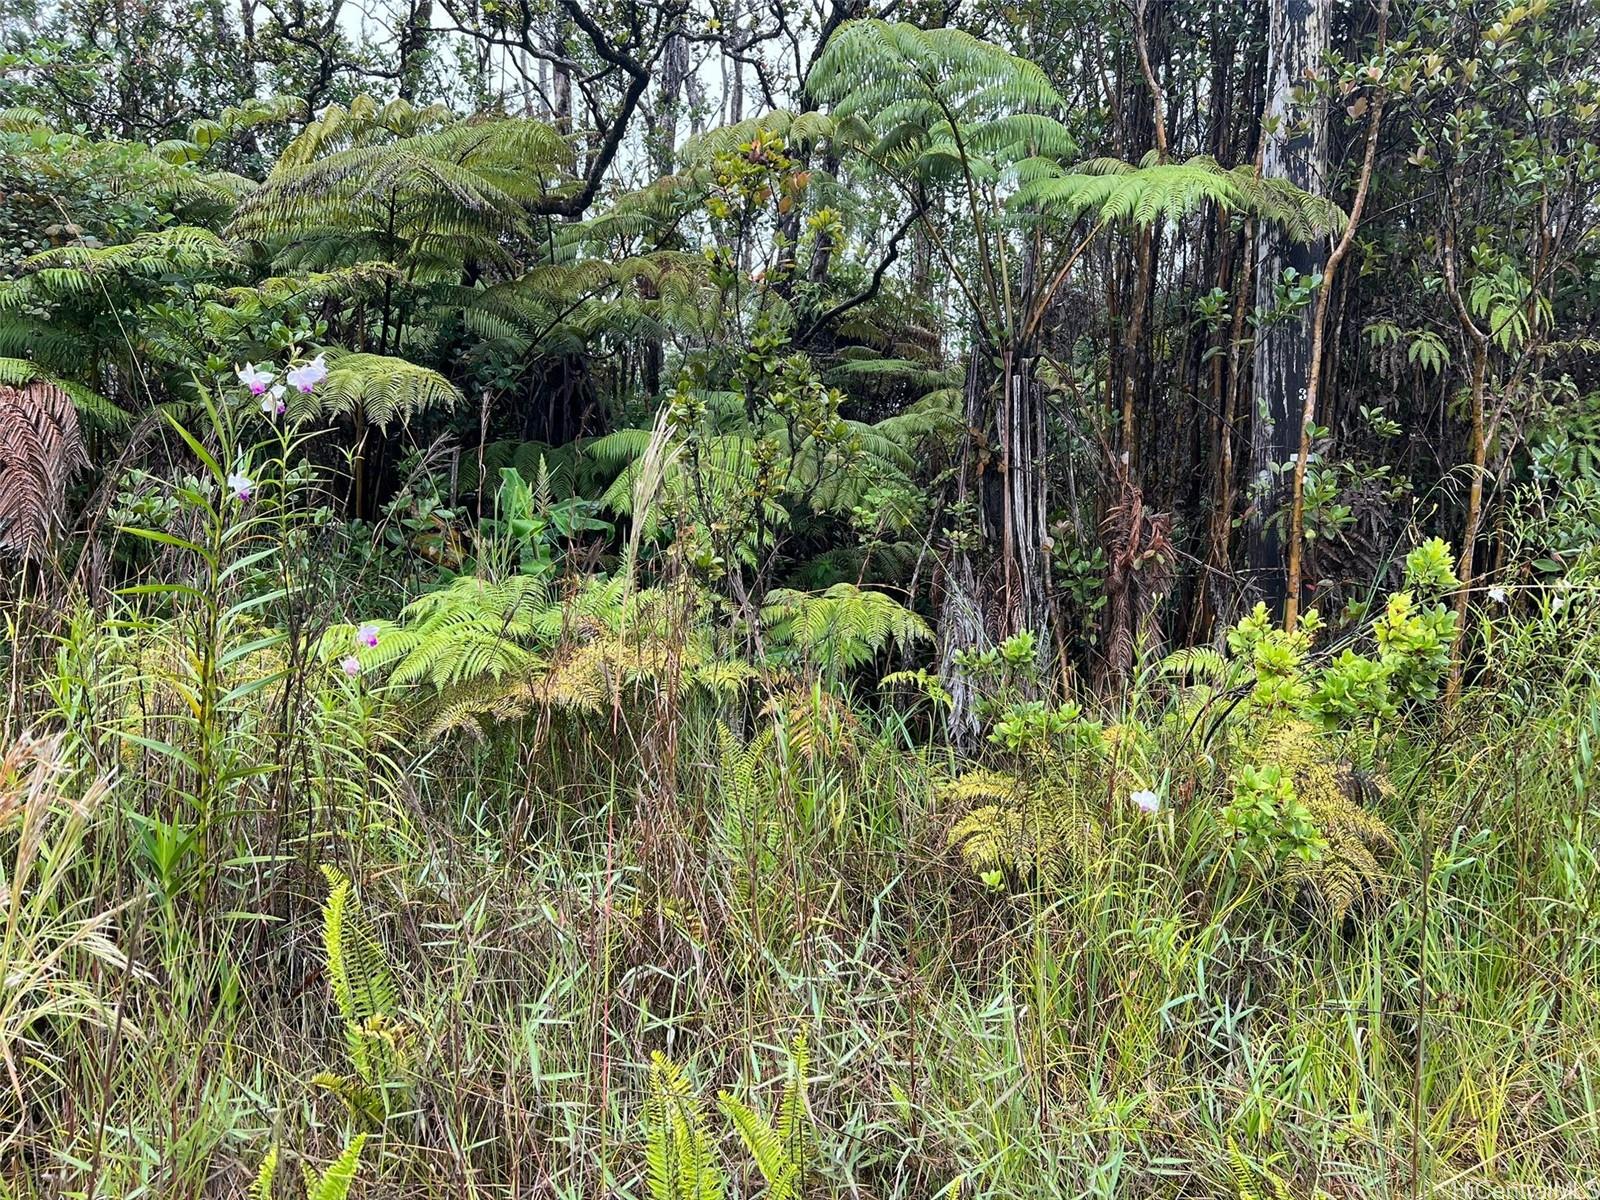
[0,382,87,559]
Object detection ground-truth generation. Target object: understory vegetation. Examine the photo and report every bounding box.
[3,0,1600,1196]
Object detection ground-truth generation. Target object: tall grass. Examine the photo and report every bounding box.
[2,433,1598,1197]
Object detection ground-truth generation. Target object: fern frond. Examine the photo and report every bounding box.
[943,769,1103,886]
[306,1133,367,1200]
[761,583,930,673]
[645,1053,725,1200]
[319,865,397,1024]
[305,351,462,430]
[0,379,88,558]
[250,1146,278,1200]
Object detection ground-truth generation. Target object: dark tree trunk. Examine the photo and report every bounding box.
[396,0,433,100]
[1247,0,1329,613]
[938,343,1052,749]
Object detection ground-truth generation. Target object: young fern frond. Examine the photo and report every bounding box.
[644,1053,725,1200]
[1226,1138,1260,1200]
[775,1029,812,1164]
[320,866,396,1026]
[318,868,410,1125]
[250,1146,278,1200]
[306,1133,367,1200]
[1224,1137,1296,1200]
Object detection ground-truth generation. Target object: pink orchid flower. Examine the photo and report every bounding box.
[286,354,328,393]
[236,363,274,395]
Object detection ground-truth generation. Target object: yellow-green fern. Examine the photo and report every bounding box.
[716,1030,814,1200]
[943,768,1103,888]
[316,867,411,1124]
[643,1054,725,1200]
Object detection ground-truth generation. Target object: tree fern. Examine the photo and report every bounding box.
[232,107,567,282]
[810,22,1078,203]
[810,21,1067,130]
[1015,154,1346,240]
[332,572,555,690]
[303,351,462,430]
[421,582,755,736]
[761,583,930,674]
[11,226,241,298]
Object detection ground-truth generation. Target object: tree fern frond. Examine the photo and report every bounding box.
[0,378,88,559]
[300,351,462,430]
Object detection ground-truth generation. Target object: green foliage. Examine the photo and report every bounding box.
[232,103,567,279]
[307,350,463,430]
[1225,1138,1294,1200]
[810,21,1074,174]
[251,1146,279,1200]
[305,1135,368,1200]
[316,866,411,1126]
[336,572,556,690]
[1197,547,1457,919]
[716,1031,814,1200]
[249,1136,369,1200]
[1223,763,1327,867]
[643,1054,725,1200]
[1017,155,1345,240]
[761,582,929,675]
[11,3,1600,1195]
[1222,722,1400,921]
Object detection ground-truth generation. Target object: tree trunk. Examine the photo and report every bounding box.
[938,344,1052,749]
[396,0,433,101]
[551,20,572,134]
[1248,0,1329,614]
